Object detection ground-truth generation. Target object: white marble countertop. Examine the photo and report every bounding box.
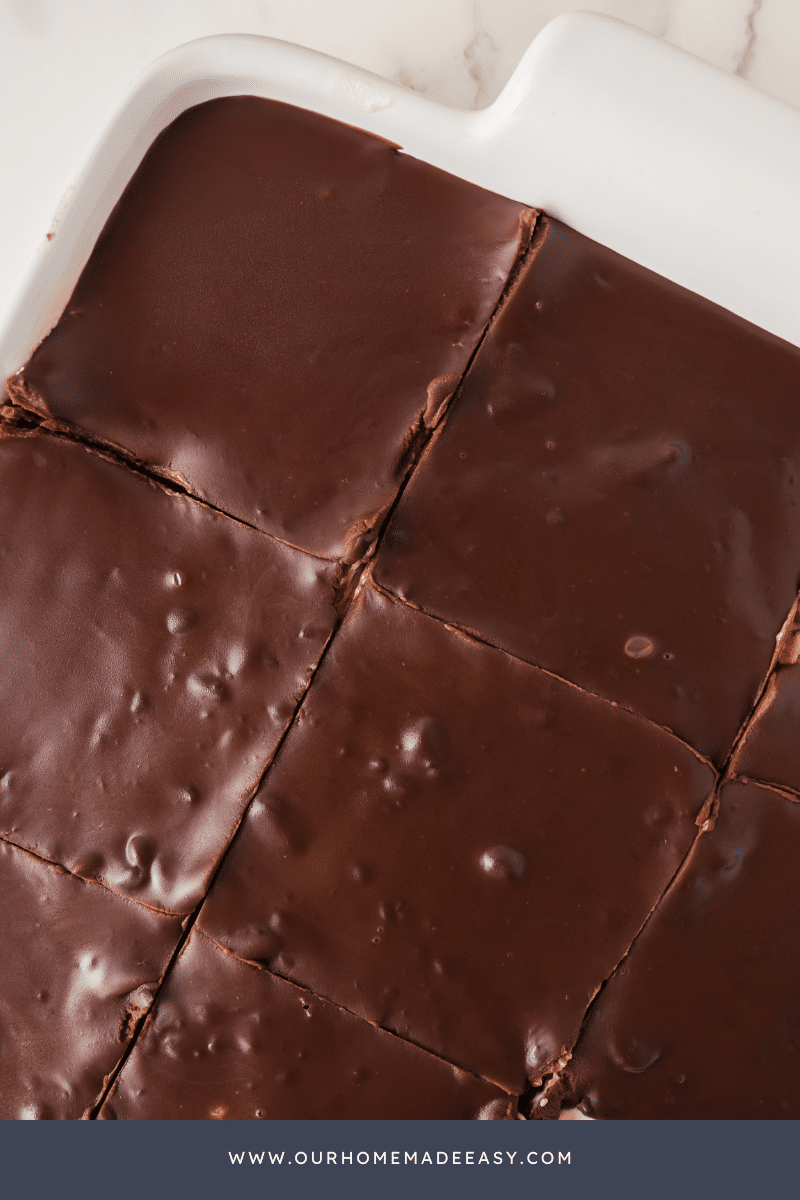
[1,0,798,332]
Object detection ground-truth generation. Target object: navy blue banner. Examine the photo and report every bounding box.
[1,1119,795,1200]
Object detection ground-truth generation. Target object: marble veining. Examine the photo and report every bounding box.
[735,0,763,78]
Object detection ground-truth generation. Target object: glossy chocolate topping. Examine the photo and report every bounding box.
[10,96,531,559]
[0,837,181,1119]
[101,930,514,1120]
[6,91,800,1120]
[733,663,800,796]
[199,582,714,1093]
[566,781,800,1119]
[374,216,800,763]
[0,429,337,912]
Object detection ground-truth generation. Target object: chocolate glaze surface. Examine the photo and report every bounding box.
[5,92,797,1118]
[199,583,714,1093]
[0,430,337,912]
[733,663,800,795]
[10,96,530,559]
[566,781,800,1118]
[101,929,513,1120]
[374,216,800,763]
[0,837,181,1119]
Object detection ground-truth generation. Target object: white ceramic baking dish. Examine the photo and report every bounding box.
[6,9,798,1125]
[3,9,800,392]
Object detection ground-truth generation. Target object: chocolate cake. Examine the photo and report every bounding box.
[4,93,800,1120]
[8,96,530,561]
[561,781,800,1118]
